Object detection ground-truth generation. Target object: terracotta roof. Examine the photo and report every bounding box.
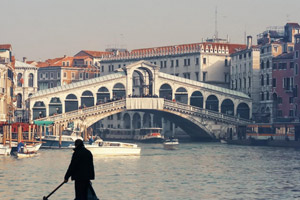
[73,56,91,60]
[76,50,113,58]
[130,42,246,55]
[0,44,12,50]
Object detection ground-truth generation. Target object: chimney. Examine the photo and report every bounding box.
[23,57,27,63]
[247,36,252,49]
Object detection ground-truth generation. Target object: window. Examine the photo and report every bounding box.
[261,61,264,69]
[290,62,294,69]
[80,73,83,79]
[40,73,43,79]
[203,58,206,64]
[176,60,179,67]
[203,72,207,82]
[266,60,270,68]
[277,110,282,117]
[57,72,60,78]
[295,64,298,75]
[85,73,88,79]
[164,61,167,68]
[101,66,104,72]
[183,73,190,79]
[266,74,269,85]
[117,113,121,120]
[278,63,287,69]
[195,72,199,81]
[243,77,246,88]
[71,72,75,79]
[248,52,251,57]
[50,72,54,79]
[225,59,228,66]
[64,72,67,78]
[289,110,294,117]
[261,92,264,101]
[171,60,174,68]
[248,77,251,88]
[273,63,277,69]
[296,51,299,58]
[272,78,276,87]
[277,97,282,104]
[266,92,269,100]
[289,97,294,104]
[261,75,264,86]
[160,61,163,68]
[45,73,48,78]
[196,58,199,65]
[111,65,114,71]
[118,64,121,68]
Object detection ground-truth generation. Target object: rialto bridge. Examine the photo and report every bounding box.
[30,61,252,140]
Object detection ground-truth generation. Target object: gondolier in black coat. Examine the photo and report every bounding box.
[64,139,95,200]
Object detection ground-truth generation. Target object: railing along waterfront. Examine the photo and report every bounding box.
[164,100,252,125]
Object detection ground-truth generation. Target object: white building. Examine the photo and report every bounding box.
[14,60,38,122]
[230,36,261,120]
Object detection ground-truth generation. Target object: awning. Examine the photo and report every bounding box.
[33,121,54,126]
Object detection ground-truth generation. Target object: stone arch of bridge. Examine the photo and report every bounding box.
[73,108,216,140]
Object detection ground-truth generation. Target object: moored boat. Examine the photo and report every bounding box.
[40,129,83,149]
[135,128,164,143]
[84,139,141,156]
[163,138,179,150]
[0,144,11,156]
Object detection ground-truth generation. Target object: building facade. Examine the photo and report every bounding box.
[0,44,15,123]
[230,36,261,120]
[14,60,38,122]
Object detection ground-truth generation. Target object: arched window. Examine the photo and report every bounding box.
[261,75,264,86]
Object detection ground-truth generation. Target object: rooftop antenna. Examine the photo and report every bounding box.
[214,6,218,39]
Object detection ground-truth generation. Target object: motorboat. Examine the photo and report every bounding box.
[13,143,42,158]
[0,144,11,156]
[135,128,164,143]
[163,138,179,150]
[40,129,83,148]
[84,139,141,156]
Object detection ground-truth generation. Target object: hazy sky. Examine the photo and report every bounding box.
[2,0,300,61]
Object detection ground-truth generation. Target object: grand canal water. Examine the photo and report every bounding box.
[1,142,300,200]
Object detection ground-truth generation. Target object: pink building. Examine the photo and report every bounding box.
[272,42,300,121]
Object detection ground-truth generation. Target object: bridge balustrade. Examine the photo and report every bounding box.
[164,100,252,124]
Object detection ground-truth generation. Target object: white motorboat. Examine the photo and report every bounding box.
[40,129,83,148]
[85,139,141,156]
[0,144,11,156]
[14,143,42,158]
[163,138,179,150]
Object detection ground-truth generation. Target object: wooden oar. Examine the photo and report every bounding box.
[43,181,65,200]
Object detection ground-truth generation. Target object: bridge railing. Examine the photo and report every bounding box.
[164,100,252,124]
[38,99,126,122]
